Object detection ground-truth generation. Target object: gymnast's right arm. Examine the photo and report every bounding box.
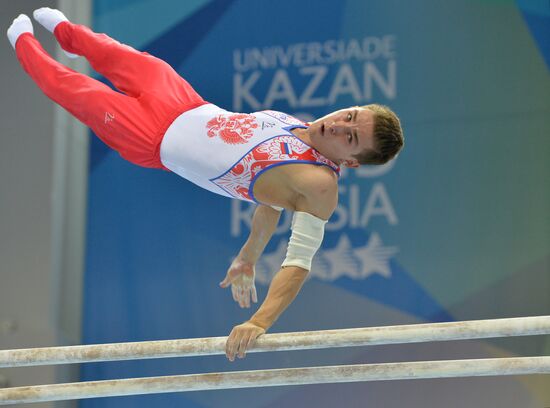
[224,176,338,361]
[246,169,338,328]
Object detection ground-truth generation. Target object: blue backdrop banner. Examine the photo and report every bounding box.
[82,1,550,407]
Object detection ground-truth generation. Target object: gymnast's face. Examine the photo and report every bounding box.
[307,107,376,167]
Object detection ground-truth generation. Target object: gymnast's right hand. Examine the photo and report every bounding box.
[219,257,258,309]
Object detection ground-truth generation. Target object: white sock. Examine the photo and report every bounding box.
[7,14,33,50]
[33,7,68,33]
[33,7,78,58]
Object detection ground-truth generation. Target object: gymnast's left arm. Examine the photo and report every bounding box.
[219,204,282,308]
[225,178,338,361]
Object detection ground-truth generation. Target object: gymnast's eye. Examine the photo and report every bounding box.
[347,112,352,121]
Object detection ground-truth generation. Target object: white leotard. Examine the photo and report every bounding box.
[160,103,340,203]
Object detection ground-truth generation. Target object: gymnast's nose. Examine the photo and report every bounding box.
[329,122,347,136]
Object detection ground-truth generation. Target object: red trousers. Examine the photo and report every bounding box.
[15,22,208,169]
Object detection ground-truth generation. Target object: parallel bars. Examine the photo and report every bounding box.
[0,315,549,404]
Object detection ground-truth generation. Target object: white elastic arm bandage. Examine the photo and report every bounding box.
[281,211,327,271]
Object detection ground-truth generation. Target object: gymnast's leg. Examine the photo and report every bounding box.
[7,14,162,168]
[33,7,204,107]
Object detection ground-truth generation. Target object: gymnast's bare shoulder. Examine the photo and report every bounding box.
[252,163,338,219]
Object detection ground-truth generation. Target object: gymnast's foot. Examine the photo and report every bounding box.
[7,14,33,50]
[33,7,78,58]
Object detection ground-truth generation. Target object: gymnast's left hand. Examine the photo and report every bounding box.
[225,321,265,361]
[219,257,257,308]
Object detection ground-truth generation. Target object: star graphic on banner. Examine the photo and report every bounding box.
[352,232,398,279]
[313,235,362,281]
[255,239,287,285]
[308,250,331,281]
[254,232,398,286]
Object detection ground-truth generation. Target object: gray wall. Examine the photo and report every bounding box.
[0,1,89,406]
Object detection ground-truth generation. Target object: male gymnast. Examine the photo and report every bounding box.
[7,8,404,362]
